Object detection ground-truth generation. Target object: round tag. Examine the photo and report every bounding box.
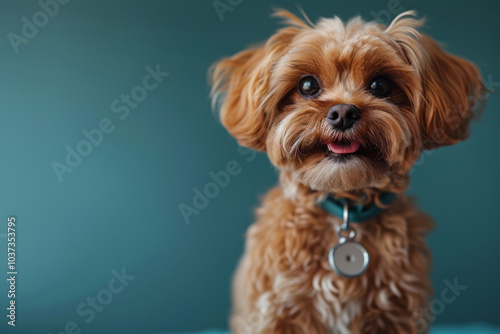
[328,241,369,278]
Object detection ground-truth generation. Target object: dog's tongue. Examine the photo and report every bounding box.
[327,141,360,154]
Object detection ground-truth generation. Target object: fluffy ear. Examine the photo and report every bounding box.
[386,12,486,149]
[210,10,306,151]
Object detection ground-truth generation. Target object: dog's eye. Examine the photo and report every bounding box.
[298,76,321,98]
[369,77,391,98]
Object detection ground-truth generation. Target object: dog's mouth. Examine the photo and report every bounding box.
[326,139,363,162]
[327,140,360,155]
[325,139,387,165]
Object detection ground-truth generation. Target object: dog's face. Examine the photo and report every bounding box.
[212,11,484,193]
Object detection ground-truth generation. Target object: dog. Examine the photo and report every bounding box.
[210,10,485,334]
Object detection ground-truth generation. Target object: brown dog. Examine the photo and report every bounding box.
[211,10,485,334]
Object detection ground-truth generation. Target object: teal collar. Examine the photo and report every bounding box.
[320,192,396,223]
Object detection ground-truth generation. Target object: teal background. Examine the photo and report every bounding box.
[0,0,498,333]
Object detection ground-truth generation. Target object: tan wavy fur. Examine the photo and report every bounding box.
[210,9,485,334]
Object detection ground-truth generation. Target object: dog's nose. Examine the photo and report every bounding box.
[327,104,360,130]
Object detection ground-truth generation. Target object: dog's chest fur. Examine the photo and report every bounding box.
[231,182,433,333]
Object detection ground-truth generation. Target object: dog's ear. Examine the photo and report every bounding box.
[210,10,306,151]
[386,12,485,150]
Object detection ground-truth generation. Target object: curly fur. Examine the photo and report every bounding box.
[210,9,485,334]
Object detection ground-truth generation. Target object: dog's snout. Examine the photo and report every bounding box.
[327,104,360,130]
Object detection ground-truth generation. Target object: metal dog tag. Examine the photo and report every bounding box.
[328,239,369,278]
[328,199,370,278]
